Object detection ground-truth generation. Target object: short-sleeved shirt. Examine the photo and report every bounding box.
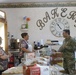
[0,47,8,70]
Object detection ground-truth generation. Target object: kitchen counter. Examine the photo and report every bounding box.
[9,49,20,53]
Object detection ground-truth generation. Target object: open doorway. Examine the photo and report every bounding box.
[0,10,8,52]
[0,22,5,50]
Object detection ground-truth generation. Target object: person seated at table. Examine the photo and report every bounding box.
[0,37,12,75]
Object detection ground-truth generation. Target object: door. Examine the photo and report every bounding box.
[0,10,8,52]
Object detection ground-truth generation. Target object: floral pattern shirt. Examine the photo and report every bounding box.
[0,47,8,70]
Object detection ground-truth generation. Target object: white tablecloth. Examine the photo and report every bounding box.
[2,64,66,75]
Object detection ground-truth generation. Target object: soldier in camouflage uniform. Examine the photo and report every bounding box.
[59,29,76,75]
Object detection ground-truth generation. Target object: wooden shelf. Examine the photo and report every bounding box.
[20,28,28,32]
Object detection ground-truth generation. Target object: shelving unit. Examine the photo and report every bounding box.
[20,28,28,32]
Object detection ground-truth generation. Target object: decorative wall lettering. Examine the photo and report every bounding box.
[61,8,67,17]
[43,12,51,23]
[36,12,50,30]
[36,19,45,30]
[74,25,76,27]
[36,7,76,30]
[51,8,59,19]
[67,11,76,20]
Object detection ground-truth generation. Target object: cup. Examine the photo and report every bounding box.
[21,58,26,64]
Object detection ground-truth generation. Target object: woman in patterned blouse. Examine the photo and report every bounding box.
[0,37,12,75]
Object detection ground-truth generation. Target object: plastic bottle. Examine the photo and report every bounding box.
[34,41,37,50]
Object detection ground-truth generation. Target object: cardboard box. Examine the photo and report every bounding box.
[25,53,35,61]
[39,65,49,75]
[23,64,50,75]
[23,64,40,75]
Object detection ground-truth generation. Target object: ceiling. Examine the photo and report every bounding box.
[0,0,76,3]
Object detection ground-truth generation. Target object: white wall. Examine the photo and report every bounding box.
[0,7,76,44]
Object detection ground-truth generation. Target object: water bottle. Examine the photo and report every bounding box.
[35,50,40,57]
[34,41,37,50]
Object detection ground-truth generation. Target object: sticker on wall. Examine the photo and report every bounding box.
[21,16,30,29]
